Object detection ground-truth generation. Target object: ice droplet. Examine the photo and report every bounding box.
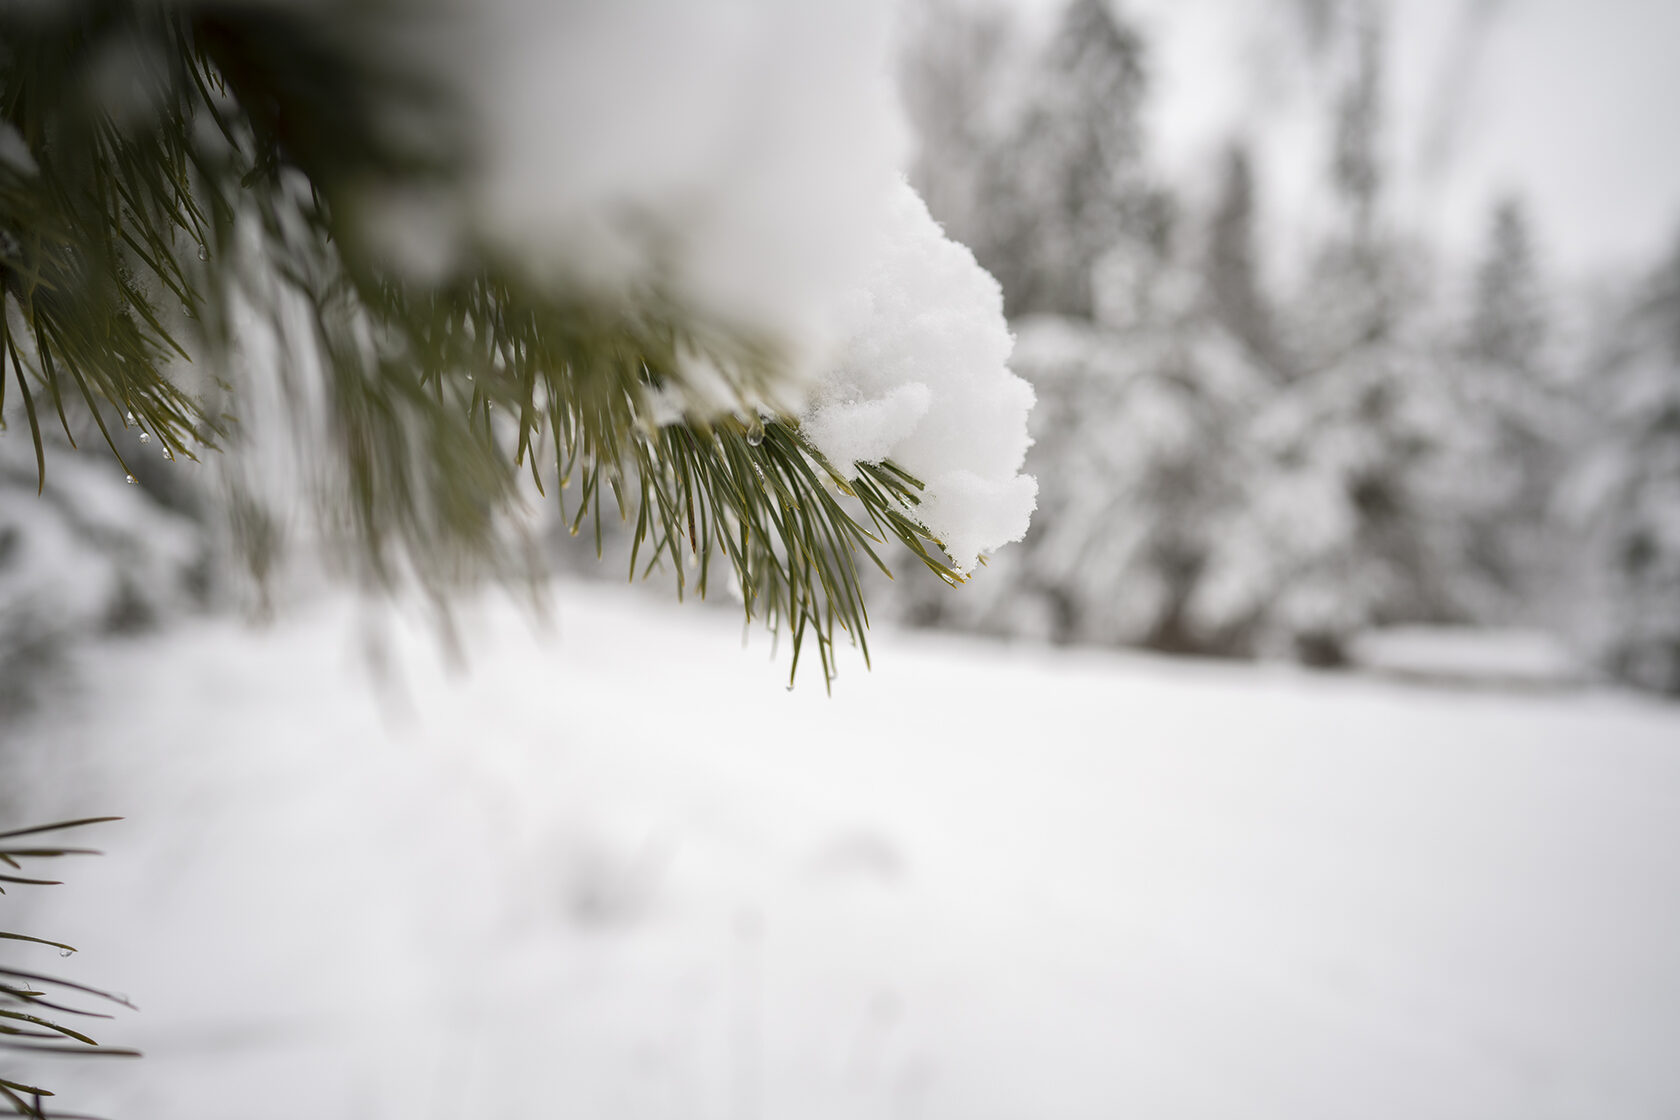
[124,474,138,485]
[196,245,209,261]
[163,448,174,461]
[687,551,699,570]
[138,431,151,444]
[745,419,765,447]
[58,948,73,958]
[124,410,135,425]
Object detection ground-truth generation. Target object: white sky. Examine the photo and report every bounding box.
[1005,0,1680,279]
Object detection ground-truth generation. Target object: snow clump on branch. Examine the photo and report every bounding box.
[800,183,1037,570]
[405,0,1037,570]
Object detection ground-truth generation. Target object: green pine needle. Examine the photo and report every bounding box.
[0,818,136,1119]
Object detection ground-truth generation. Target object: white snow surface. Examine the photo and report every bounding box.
[799,183,1037,569]
[11,581,1680,1119]
[1349,626,1586,690]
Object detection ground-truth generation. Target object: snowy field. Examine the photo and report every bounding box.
[9,580,1680,1119]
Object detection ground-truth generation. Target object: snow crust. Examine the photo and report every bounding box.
[799,184,1038,570]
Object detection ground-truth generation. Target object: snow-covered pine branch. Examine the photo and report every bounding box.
[0,0,1037,683]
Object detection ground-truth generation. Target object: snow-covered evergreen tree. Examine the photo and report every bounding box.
[1468,202,1548,374]
[1005,248,1272,652]
[979,0,1151,318]
[899,0,1018,263]
[1203,142,1283,375]
[1192,11,1452,665]
[1429,197,1570,621]
[1573,233,1680,694]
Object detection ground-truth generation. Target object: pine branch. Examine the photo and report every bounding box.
[0,1,960,683]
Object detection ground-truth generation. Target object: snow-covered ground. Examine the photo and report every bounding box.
[1348,626,1586,691]
[9,581,1680,1119]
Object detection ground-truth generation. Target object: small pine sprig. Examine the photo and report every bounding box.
[556,415,963,689]
[0,818,139,1120]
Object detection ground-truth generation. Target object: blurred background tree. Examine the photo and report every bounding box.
[896,0,1680,695]
[1572,237,1680,694]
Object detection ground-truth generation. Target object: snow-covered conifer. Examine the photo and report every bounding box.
[1009,290,1271,650]
[1192,13,1453,665]
[1203,142,1282,375]
[899,0,1020,263]
[1429,198,1570,620]
[1573,234,1680,694]
[980,0,1150,318]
